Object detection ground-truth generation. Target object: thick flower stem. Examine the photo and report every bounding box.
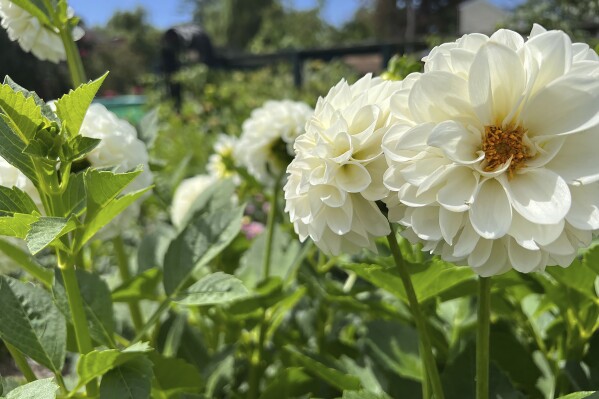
[262,176,281,280]
[387,231,445,399]
[59,27,87,88]
[59,260,98,397]
[476,276,491,399]
[247,314,268,399]
[113,236,145,336]
[4,341,36,382]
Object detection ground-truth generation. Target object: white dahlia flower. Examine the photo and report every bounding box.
[170,174,216,228]
[0,1,84,63]
[207,133,239,183]
[285,74,403,255]
[383,25,599,276]
[236,100,313,185]
[0,156,42,211]
[80,104,153,238]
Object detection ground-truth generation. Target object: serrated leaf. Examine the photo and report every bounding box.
[284,347,362,391]
[0,239,53,287]
[84,168,142,216]
[150,352,203,396]
[65,135,101,162]
[0,186,39,216]
[5,378,58,399]
[343,259,475,304]
[3,77,57,123]
[0,213,39,240]
[163,181,243,295]
[75,342,152,390]
[0,118,38,185]
[175,272,250,306]
[55,73,107,138]
[547,259,596,298]
[259,367,313,399]
[99,357,153,399]
[0,276,66,373]
[0,83,44,142]
[78,187,151,248]
[112,268,162,302]
[53,269,116,347]
[26,216,76,254]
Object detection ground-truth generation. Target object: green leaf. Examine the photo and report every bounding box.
[5,378,58,399]
[0,83,44,143]
[265,286,306,339]
[284,347,361,391]
[363,320,422,381]
[84,168,142,217]
[0,118,38,185]
[26,216,76,254]
[259,368,313,399]
[150,352,203,397]
[175,272,250,306]
[0,276,66,373]
[547,259,597,298]
[60,172,86,217]
[556,392,599,399]
[341,391,392,399]
[3,77,57,123]
[236,226,301,289]
[0,213,38,239]
[112,268,162,302]
[0,238,53,287]
[99,356,153,399]
[65,135,101,162]
[55,73,107,138]
[137,225,176,272]
[53,269,116,348]
[76,342,152,390]
[343,259,475,304]
[79,187,151,248]
[0,186,38,216]
[163,181,243,295]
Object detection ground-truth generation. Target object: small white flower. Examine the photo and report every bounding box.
[80,104,153,238]
[207,133,240,183]
[285,74,403,255]
[170,174,216,228]
[383,26,599,276]
[236,100,313,185]
[0,1,84,63]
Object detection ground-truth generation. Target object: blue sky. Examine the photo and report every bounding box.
[70,0,524,30]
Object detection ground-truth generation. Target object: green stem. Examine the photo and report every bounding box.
[387,230,445,399]
[477,276,491,399]
[132,299,172,344]
[113,236,145,337]
[4,341,36,382]
[59,259,97,397]
[262,176,281,280]
[247,314,267,399]
[58,26,87,88]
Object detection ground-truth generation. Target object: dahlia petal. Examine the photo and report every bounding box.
[453,221,480,258]
[469,42,526,125]
[508,239,542,273]
[468,238,493,267]
[490,29,524,50]
[541,231,575,256]
[566,184,599,230]
[439,208,464,245]
[471,240,510,277]
[508,211,564,249]
[325,202,353,235]
[399,183,437,207]
[525,30,572,94]
[437,166,478,212]
[411,207,443,241]
[335,162,371,193]
[522,72,599,136]
[428,120,484,164]
[544,127,599,185]
[507,169,571,224]
[470,178,512,239]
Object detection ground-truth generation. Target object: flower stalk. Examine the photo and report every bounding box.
[476,276,491,399]
[387,229,445,399]
[59,26,87,88]
[113,236,145,336]
[262,174,282,280]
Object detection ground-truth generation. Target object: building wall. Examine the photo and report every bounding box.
[459,0,509,35]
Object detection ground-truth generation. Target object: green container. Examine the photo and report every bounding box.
[93,95,147,125]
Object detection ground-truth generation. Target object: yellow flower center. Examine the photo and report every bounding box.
[482,125,530,178]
